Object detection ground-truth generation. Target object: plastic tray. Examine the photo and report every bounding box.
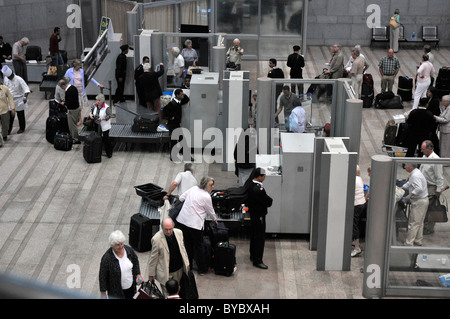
[134,183,163,198]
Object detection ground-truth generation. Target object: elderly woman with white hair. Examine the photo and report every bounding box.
[175,176,218,275]
[89,93,113,158]
[434,95,450,158]
[99,230,142,299]
[181,39,198,68]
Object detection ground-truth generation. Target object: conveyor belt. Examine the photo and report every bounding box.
[80,123,170,145]
[137,198,248,222]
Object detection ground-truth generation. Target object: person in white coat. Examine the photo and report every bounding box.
[148,218,190,294]
[2,65,29,134]
[89,93,113,158]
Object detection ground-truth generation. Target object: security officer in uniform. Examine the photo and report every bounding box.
[246,168,273,269]
[113,44,129,104]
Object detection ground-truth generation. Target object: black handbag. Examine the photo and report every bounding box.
[169,200,184,220]
[425,195,448,223]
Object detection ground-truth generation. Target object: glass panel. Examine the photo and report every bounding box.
[216,0,258,34]
[144,5,175,32]
[260,0,303,36]
[268,80,332,133]
[258,37,301,60]
[164,35,212,89]
[181,0,210,26]
[386,160,450,290]
[225,38,258,58]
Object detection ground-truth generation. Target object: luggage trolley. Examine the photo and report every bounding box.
[381,114,408,157]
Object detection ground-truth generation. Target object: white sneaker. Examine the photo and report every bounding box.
[351,248,362,257]
[157,124,169,132]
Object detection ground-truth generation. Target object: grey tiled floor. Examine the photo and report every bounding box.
[0,46,449,299]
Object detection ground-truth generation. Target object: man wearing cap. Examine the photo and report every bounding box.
[2,65,30,134]
[0,77,15,146]
[12,37,29,83]
[113,44,129,104]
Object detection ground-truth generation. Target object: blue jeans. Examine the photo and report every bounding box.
[52,52,64,66]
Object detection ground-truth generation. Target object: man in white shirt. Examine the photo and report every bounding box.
[345,45,365,73]
[420,140,448,234]
[176,176,218,275]
[402,163,429,246]
[171,47,185,87]
[2,65,30,134]
[164,163,198,201]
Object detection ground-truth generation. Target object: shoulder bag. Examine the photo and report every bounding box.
[425,195,448,223]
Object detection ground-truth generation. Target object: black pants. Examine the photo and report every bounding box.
[249,214,266,264]
[122,285,136,299]
[352,203,367,240]
[101,129,113,157]
[114,76,125,102]
[13,60,27,83]
[93,124,113,157]
[9,110,25,133]
[176,222,207,273]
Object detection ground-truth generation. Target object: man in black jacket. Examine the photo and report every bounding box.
[134,56,149,106]
[267,58,285,104]
[246,168,273,269]
[163,89,190,160]
[137,62,165,123]
[62,80,81,144]
[405,97,436,157]
[113,44,129,104]
[287,45,305,94]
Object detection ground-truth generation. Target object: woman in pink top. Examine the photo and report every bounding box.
[413,54,435,110]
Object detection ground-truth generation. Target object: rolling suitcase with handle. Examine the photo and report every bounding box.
[128,213,159,253]
[213,242,237,276]
[83,132,102,163]
[397,76,413,101]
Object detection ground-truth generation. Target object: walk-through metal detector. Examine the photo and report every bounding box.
[312,137,358,271]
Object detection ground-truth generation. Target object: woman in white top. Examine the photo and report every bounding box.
[352,165,367,257]
[413,54,435,110]
[99,230,142,299]
[176,176,218,275]
[89,93,113,158]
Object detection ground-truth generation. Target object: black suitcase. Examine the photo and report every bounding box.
[83,132,102,163]
[208,222,229,249]
[49,100,65,117]
[360,74,374,108]
[397,76,413,101]
[179,270,199,299]
[383,120,398,146]
[53,132,72,151]
[213,242,236,276]
[45,114,69,144]
[436,67,450,90]
[131,113,159,133]
[129,213,159,253]
[376,95,403,109]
